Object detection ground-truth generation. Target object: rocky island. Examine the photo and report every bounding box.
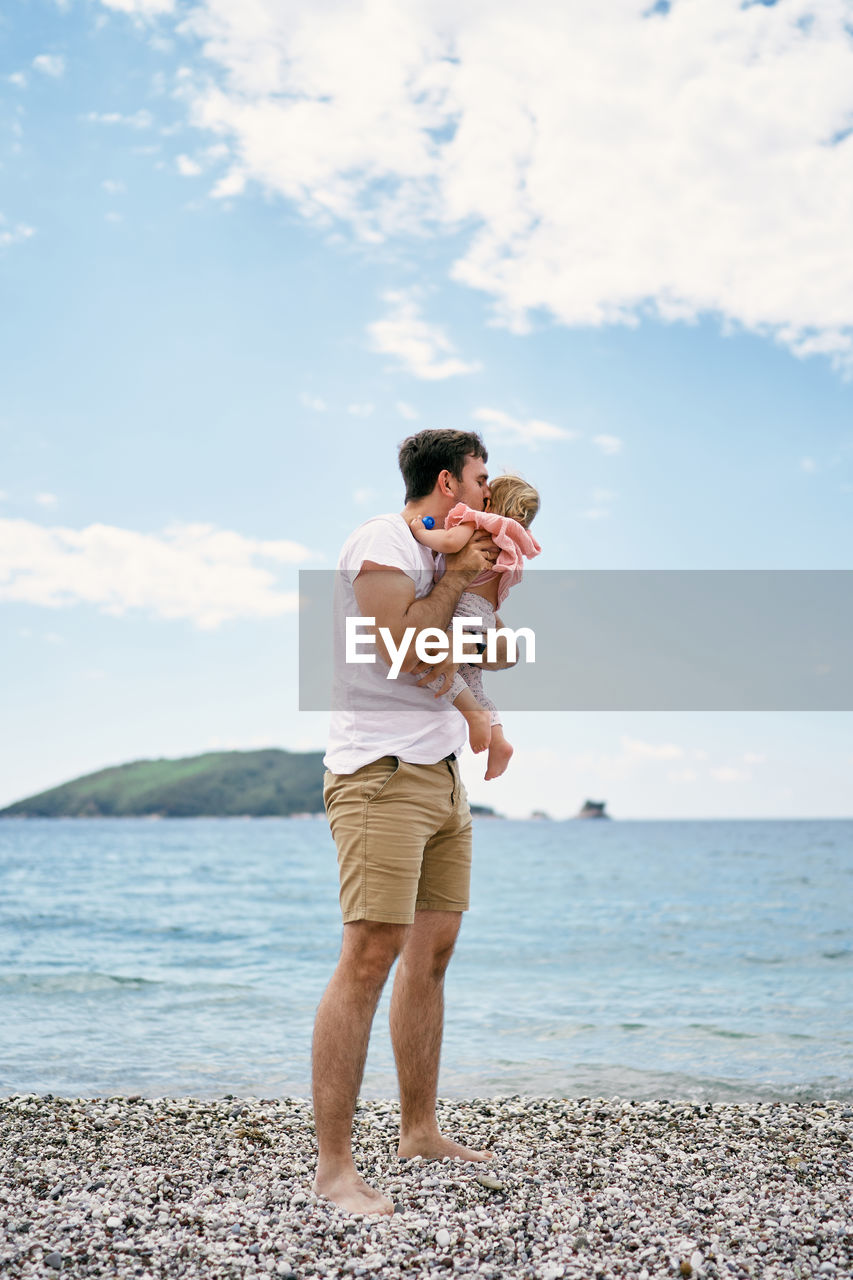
[0,749,499,820]
[575,799,610,819]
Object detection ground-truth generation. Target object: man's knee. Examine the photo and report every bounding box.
[340,920,408,985]
[426,934,458,978]
[404,912,461,979]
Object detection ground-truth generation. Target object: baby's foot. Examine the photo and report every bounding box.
[484,736,513,779]
[467,706,492,754]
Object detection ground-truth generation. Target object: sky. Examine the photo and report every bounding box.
[1,0,852,819]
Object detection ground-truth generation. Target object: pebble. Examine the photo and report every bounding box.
[475,1171,505,1191]
[0,1094,850,1278]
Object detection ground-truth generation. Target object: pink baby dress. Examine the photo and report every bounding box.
[444,502,541,606]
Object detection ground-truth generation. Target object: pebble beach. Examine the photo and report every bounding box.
[2,1094,851,1279]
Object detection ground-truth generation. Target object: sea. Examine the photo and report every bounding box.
[1,817,851,1103]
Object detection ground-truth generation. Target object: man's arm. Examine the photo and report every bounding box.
[353,531,497,676]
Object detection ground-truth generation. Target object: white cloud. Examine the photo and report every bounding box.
[101,179,126,195]
[592,488,617,503]
[396,401,419,421]
[17,626,67,644]
[347,402,375,418]
[742,752,766,766]
[211,170,246,199]
[176,153,203,176]
[149,0,853,372]
[368,291,481,380]
[205,733,281,751]
[100,0,175,14]
[621,735,684,761]
[800,456,817,473]
[472,406,574,447]
[300,392,326,412]
[85,109,154,129]
[592,435,623,456]
[35,492,58,507]
[0,518,318,630]
[0,222,35,250]
[578,507,609,521]
[710,765,751,783]
[32,54,65,78]
[8,72,27,89]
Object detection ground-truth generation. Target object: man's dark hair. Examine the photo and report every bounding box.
[398,429,488,502]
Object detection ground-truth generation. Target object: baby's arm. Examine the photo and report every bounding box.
[409,516,476,554]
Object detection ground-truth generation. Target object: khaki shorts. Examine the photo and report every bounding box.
[323,755,473,924]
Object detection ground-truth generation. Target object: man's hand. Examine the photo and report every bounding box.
[444,529,498,583]
[413,652,459,697]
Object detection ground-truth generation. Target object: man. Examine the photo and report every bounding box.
[312,428,515,1215]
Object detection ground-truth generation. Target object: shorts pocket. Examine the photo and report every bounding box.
[361,756,401,801]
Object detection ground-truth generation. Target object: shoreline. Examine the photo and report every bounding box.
[2,1095,851,1278]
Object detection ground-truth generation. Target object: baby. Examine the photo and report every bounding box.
[410,473,541,780]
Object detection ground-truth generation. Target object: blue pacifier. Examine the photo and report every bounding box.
[422,516,435,529]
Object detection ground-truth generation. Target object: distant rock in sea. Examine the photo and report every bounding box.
[575,799,611,820]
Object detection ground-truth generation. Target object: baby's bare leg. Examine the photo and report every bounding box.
[452,687,492,754]
[484,723,514,780]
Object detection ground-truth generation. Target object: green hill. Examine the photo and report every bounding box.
[0,749,326,818]
[0,749,500,819]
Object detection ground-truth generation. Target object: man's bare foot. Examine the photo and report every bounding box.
[466,706,492,754]
[312,1170,394,1216]
[484,735,513,780]
[397,1133,492,1162]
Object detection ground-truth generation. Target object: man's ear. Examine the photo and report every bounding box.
[437,468,455,498]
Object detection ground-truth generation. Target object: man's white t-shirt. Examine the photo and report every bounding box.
[323,513,466,774]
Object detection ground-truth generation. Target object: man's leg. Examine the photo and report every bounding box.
[312,919,408,1213]
[390,909,491,1161]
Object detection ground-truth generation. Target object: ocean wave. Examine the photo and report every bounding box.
[0,972,159,993]
[0,972,253,994]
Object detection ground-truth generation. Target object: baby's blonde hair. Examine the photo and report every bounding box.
[487,473,540,528]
